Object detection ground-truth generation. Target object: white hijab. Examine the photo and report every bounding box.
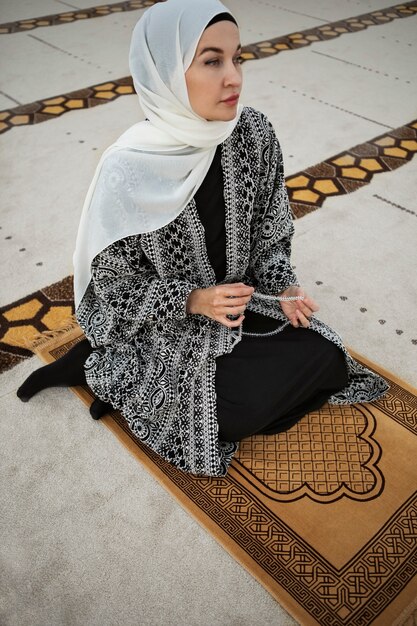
[73,0,241,308]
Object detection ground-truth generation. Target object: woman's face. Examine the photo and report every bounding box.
[185,20,242,121]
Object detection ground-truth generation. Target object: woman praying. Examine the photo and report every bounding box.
[17,0,388,476]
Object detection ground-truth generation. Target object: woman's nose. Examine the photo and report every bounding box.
[224,62,242,88]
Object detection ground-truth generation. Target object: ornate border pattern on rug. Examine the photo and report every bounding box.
[373,381,417,436]
[0,0,158,34]
[31,320,417,625]
[1,2,416,133]
[239,2,417,61]
[106,403,417,626]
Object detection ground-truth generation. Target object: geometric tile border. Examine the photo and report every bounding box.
[0,275,74,373]
[240,1,417,62]
[0,77,135,134]
[1,2,416,134]
[288,119,417,218]
[0,0,158,34]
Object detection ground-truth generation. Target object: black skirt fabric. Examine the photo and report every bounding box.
[215,326,348,440]
[194,145,349,441]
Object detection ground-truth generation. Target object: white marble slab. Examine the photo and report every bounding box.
[0,95,142,307]
[309,16,417,82]
[0,91,20,107]
[0,0,65,23]
[0,10,144,103]
[240,71,388,175]
[225,0,324,42]
[292,161,417,386]
[240,30,416,147]
[266,0,410,22]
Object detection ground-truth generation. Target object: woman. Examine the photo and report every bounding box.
[17,0,388,476]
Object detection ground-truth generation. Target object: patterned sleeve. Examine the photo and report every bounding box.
[79,234,197,346]
[249,114,299,295]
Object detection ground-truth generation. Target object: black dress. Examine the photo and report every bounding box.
[194,145,349,441]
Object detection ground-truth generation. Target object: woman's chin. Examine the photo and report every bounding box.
[207,107,239,122]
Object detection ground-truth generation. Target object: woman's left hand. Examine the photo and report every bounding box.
[278,286,319,328]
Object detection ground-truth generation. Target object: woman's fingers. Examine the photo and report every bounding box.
[302,295,320,312]
[296,309,310,328]
[297,302,315,319]
[221,295,252,308]
[221,314,245,328]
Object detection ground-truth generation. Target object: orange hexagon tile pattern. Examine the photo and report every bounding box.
[287,120,417,218]
[0,78,136,134]
[0,276,74,372]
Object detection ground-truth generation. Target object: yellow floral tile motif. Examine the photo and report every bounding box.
[288,119,417,218]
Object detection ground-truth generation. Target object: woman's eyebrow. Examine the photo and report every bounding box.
[198,43,242,56]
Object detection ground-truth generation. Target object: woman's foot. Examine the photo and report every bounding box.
[89,398,113,420]
[17,365,58,402]
[16,338,92,402]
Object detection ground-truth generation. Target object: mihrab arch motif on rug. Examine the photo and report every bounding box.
[235,403,384,503]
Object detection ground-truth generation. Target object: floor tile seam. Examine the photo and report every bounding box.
[1,120,417,374]
[0,90,21,106]
[372,193,417,217]
[310,50,414,85]
[1,5,416,133]
[276,84,394,130]
[261,3,329,24]
[27,33,111,74]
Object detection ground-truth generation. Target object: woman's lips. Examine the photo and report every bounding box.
[221,95,239,105]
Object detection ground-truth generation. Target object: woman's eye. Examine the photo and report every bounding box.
[205,59,220,66]
[234,55,243,65]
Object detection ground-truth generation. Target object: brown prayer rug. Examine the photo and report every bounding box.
[29,321,417,626]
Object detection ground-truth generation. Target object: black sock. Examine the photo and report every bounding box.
[89,398,113,420]
[17,338,92,402]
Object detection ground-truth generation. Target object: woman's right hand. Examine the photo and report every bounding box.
[186,282,254,328]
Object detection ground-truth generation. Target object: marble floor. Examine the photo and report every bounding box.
[1,1,416,625]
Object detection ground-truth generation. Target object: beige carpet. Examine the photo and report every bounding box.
[29,320,417,626]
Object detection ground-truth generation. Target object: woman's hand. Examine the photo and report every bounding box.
[186,283,254,328]
[279,286,319,328]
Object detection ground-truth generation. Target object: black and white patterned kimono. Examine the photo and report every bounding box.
[76,107,388,476]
